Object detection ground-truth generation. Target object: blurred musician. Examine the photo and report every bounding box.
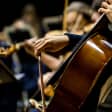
[66,1,100,34]
[1,3,48,99]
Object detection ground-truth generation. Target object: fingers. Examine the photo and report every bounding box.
[33,37,53,56]
[24,38,38,57]
[98,0,112,14]
[25,35,54,56]
[33,39,45,49]
[102,1,109,9]
[104,0,112,11]
[105,0,112,4]
[33,39,47,56]
[24,38,36,48]
[24,37,43,56]
[25,40,42,56]
[98,8,110,14]
[29,98,42,110]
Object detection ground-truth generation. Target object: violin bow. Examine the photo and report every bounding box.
[63,0,69,31]
[38,55,46,112]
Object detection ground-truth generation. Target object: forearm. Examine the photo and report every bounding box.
[25,33,82,56]
[41,52,62,70]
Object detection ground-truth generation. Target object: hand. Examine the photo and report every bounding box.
[29,98,42,111]
[25,35,69,56]
[24,37,37,58]
[98,0,112,22]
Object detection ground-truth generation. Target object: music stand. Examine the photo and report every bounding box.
[0,60,16,84]
[0,60,21,112]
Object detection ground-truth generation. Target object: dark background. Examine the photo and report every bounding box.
[0,0,92,31]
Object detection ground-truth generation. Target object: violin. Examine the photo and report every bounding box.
[0,41,24,57]
[83,23,95,33]
[70,23,95,35]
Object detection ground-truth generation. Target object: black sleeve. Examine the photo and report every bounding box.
[64,32,83,51]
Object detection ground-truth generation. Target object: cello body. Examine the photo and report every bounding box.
[45,15,112,112]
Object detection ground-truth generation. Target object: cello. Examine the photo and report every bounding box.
[41,14,112,112]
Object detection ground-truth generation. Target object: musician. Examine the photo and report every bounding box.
[25,0,112,111]
[36,1,94,89]
[18,3,42,37]
[37,1,101,90]
[2,3,47,98]
[25,0,112,69]
[66,1,100,33]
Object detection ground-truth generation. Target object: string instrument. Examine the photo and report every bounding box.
[70,13,90,35]
[70,0,101,35]
[71,22,95,35]
[83,23,95,33]
[63,0,69,31]
[36,14,112,112]
[0,42,24,57]
[45,30,66,36]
